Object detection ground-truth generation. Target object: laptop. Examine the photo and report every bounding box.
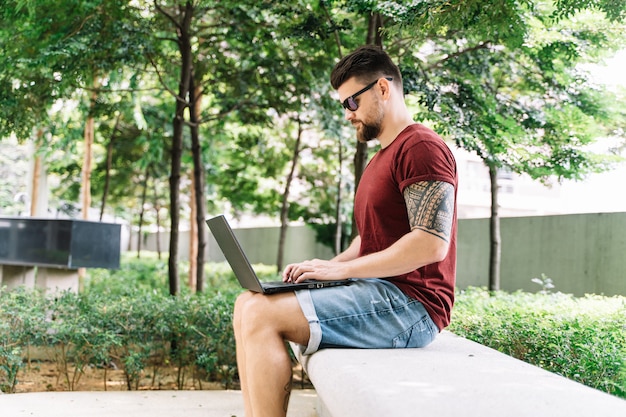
[206,215,352,294]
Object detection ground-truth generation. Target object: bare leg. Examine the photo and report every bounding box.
[233,291,310,417]
[233,292,254,415]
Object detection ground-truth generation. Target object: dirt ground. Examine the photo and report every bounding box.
[12,361,311,393]
[13,361,220,393]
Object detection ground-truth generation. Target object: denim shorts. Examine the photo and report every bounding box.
[294,278,438,355]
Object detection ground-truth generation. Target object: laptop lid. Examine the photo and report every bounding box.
[206,215,265,293]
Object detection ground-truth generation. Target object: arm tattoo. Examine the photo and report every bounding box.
[403,181,454,242]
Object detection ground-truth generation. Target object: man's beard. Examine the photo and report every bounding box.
[357,122,381,143]
[355,101,384,143]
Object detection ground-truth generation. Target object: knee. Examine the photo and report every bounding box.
[234,291,253,327]
[235,291,279,337]
[234,291,254,314]
[233,291,263,334]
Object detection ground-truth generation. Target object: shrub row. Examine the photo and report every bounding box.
[0,286,240,393]
[2,255,624,400]
[0,256,282,393]
[448,287,626,399]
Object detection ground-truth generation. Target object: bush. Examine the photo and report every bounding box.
[85,252,279,296]
[449,287,626,399]
[4,256,624,398]
[0,286,242,392]
[0,256,255,392]
[0,287,48,393]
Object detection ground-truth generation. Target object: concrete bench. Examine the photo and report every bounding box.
[291,331,626,417]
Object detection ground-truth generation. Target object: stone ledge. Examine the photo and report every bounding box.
[291,331,626,417]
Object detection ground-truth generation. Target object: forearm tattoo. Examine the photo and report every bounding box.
[403,181,454,242]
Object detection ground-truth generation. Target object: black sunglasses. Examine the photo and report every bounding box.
[341,77,393,111]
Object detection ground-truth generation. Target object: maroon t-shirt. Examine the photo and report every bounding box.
[354,123,458,331]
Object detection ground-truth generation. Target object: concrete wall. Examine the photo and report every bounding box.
[457,212,626,296]
[0,265,79,294]
[131,212,626,296]
[132,224,335,267]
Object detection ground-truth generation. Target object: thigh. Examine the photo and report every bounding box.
[298,279,438,352]
[235,290,310,346]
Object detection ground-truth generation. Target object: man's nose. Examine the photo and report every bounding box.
[344,108,355,121]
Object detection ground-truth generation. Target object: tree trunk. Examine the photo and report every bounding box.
[189,78,206,292]
[167,3,194,296]
[82,116,93,220]
[100,113,121,221]
[31,155,41,216]
[81,78,99,220]
[154,179,162,260]
[78,77,99,290]
[277,116,303,272]
[351,141,368,240]
[334,140,343,255]
[136,166,149,258]
[367,12,383,46]
[168,99,184,295]
[488,164,501,292]
[350,13,384,239]
[30,128,44,217]
[188,169,198,292]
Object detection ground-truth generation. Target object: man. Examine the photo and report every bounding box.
[233,45,458,417]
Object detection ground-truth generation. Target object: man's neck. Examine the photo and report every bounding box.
[378,116,415,148]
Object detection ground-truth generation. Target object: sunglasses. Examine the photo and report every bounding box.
[341,77,393,111]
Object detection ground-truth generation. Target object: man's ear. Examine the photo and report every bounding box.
[379,77,393,100]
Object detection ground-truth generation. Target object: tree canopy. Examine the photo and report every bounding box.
[1,0,624,291]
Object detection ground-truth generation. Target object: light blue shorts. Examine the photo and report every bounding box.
[295,278,438,355]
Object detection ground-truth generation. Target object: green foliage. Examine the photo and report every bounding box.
[0,256,262,392]
[380,0,534,47]
[85,253,170,296]
[2,0,625,240]
[450,287,626,399]
[376,1,626,190]
[84,255,257,389]
[552,0,626,22]
[86,252,278,296]
[0,286,48,392]
[2,257,626,397]
[0,345,22,393]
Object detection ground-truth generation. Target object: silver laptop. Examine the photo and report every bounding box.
[206,215,351,294]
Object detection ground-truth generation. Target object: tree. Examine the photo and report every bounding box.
[0,3,65,216]
[2,0,625,296]
[205,1,355,269]
[147,1,195,296]
[0,0,148,221]
[378,0,626,289]
[146,0,317,291]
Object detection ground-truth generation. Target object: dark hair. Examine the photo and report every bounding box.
[330,45,402,89]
